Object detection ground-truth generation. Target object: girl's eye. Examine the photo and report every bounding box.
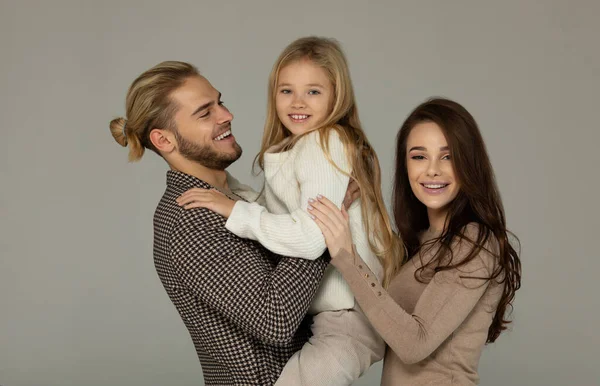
[308,90,321,95]
[280,89,291,94]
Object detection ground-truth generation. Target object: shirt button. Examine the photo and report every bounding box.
[377,291,382,296]
[358,265,363,269]
[364,273,369,278]
[371,283,376,287]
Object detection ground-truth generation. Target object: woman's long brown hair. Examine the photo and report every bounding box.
[392,98,521,343]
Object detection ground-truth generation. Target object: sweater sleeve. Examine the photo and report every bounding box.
[225,131,350,259]
[332,237,496,364]
[225,172,266,206]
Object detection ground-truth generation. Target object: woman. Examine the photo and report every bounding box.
[308,98,521,385]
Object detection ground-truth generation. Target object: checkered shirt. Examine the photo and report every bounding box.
[153,171,328,385]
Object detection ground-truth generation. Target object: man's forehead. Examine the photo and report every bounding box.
[172,76,219,107]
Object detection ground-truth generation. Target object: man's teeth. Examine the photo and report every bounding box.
[214,130,232,141]
[424,184,448,189]
[290,114,309,120]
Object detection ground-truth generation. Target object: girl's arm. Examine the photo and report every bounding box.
[226,131,351,259]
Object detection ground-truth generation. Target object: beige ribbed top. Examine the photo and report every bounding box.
[332,225,502,385]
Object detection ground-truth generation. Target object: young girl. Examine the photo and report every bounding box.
[309,98,522,385]
[176,37,403,385]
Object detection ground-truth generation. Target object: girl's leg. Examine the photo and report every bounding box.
[275,308,385,386]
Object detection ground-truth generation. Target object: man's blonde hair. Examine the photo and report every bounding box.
[109,61,199,161]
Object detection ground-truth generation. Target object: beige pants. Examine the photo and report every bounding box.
[275,307,385,386]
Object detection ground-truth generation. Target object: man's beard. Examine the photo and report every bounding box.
[175,129,242,170]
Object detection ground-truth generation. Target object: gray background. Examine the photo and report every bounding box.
[1,1,598,385]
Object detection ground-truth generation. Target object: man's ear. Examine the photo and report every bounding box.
[149,128,176,154]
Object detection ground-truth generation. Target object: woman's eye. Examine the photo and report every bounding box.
[442,154,452,160]
[411,155,425,160]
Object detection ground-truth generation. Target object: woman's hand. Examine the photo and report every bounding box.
[176,188,235,218]
[308,195,354,259]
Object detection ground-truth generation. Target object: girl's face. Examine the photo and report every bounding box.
[275,59,334,136]
[406,121,460,226]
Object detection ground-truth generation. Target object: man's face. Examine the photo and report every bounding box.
[170,76,242,170]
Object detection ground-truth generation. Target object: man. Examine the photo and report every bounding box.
[110,61,334,385]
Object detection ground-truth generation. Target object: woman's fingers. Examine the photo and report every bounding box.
[308,202,342,232]
[308,196,355,258]
[308,201,337,232]
[312,215,334,240]
[311,196,347,228]
[316,195,341,212]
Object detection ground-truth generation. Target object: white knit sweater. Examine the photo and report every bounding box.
[226,130,383,313]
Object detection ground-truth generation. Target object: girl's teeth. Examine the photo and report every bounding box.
[291,114,309,120]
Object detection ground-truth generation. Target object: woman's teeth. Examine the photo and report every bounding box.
[424,184,448,189]
[214,130,232,141]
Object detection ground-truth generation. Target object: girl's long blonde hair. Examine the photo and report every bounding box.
[255,36,404,285]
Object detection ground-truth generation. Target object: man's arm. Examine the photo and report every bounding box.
[170,208,328,346]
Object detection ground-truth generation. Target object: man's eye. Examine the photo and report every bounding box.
[199,111,210,118]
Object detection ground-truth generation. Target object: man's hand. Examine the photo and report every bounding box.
[176,188,236,218]
[342,178,360,210]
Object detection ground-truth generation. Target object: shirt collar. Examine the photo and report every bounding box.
[166,170,212,191]
[166,170,246,202]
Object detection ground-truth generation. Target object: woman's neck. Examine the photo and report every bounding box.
[427,207,449,233]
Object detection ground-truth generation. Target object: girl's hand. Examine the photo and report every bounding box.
[308,195,354,259]
[176,188,235,218]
